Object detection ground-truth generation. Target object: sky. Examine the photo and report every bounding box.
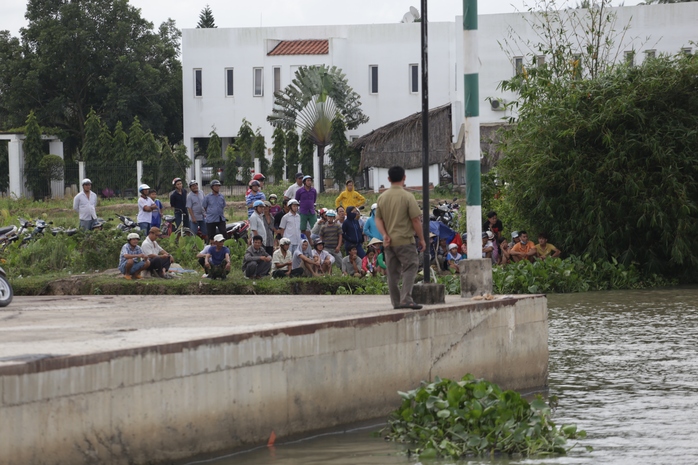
[0,0,643,38]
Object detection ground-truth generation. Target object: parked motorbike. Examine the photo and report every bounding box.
[227,220,249,243]
[0,218,35,250]
[115,214,140,233]
[430,198,460,228]
[0,265,12,307]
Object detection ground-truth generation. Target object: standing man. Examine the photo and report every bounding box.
[186,180,206,238]
[284,172,304,201]
[137,184,155,233]
[335,179,366,210]
[375,166,426,310]
[248,200,267,246]
[278,199,302,255]
[202,179,227,241]
[295,175,317,245]
[73,178,97,230]
[169,177,188,229]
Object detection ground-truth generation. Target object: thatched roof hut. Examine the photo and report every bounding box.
[350,103,454,171]
[351,104,510,176]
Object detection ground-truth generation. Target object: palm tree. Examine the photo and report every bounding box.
[267,65,368,192]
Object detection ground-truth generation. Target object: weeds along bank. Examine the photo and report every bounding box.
[5,229,676,296]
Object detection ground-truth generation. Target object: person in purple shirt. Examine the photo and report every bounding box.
[295,175,317,244]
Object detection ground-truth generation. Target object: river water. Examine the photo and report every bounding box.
[194,287,698,465]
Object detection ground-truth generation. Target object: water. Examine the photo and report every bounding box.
[196,287,698,465]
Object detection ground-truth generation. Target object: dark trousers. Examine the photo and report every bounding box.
[384,244,419,308]
[243,260,272,278]
[206,221,227,241]
[175,210,189,229]
[273,268,304,278]
[149,255,171,273]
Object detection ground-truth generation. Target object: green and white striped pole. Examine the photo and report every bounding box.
[463,0,482,259]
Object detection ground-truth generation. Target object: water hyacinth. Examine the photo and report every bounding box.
[382,374,588,459]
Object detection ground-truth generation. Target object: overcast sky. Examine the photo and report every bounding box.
[0,0,642,38]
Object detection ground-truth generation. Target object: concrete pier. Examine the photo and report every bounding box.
[0,294,548,465]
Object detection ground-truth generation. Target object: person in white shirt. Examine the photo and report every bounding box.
[141,227,174,278]
[73,178,97,230]
[283,172,304,201]
[278,199,302,255]
[248,200,267,245]
[137,184,156,233]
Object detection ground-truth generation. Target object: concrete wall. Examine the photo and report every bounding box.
[0,296,547,465]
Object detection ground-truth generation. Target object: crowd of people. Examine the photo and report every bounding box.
[80,170,561,282]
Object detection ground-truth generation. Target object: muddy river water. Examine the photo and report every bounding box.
[193,287,698,465]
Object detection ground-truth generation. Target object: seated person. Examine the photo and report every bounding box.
[509,230,537,263]
[198,234,231,279]
[119,232,150,280]
[292,238,321,277]
[436,238,449,271]
[446,243,463,273]
[362,245,379,277]
[242,234,272,278]
[141,227,173,279]
[482,231,495,260]
[499,238,511,265]
[368,237,386,276]
[342,244,365,277]
[272,238,303,278]
[536,232,561,260]
[312,240,334,275]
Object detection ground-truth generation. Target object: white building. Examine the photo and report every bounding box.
[181,3,698,190]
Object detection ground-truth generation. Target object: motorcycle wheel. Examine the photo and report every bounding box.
[0,275,13,307]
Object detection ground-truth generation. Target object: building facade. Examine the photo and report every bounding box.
[181,3,698,188]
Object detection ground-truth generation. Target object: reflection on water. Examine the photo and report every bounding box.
[197,287,698,465]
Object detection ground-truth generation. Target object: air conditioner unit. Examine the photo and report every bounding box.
[490,98,507,111]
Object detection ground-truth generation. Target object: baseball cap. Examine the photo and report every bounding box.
[127,232,139,240]
[149,227,162,235]
[295,172,304,179]
[213,234,225,242]
[511,231,520,239]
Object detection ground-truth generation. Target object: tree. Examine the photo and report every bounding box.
[270,127,286,182]
[142,138,191,192]
[197,5,217,28]
[285,129,300,177]
[23,111,45,199]
[0,0,183,159]
[207,129,223,169]
[81,109,102,162]
[268,65,368,192]
[253,129,269,178]
[497,53,698,279]
[299,133,314,177]
[327,117,351,185]
[38,154,64,197]
[112,122,129,165]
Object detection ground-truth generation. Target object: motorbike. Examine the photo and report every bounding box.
[0,218,34,250]
[0,265,12,307]
[430,198,460,228]
[227,220,249,243]
[115,214,140,233]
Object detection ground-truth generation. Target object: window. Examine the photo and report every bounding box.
[536,55,546,67]
[369,65,378,94]
[194,69,202,97]
[225,68,234,97]
[681,47,692,56]
[645,49,656,60]
[624,51,635,67]
[253,67,264,96]
[273,67,281,93]
[409,64,419,93]
[513,57,524,76]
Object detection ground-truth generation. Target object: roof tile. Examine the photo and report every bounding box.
[268,39,329,56]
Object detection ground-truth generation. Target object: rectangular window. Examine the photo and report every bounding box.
[194,69,202,97]
[645,49,656,60]
[273,67,281,93]
[225,68,234,97]
[409,64,419,93]
[369,65,378,94]
[514,57,524,76]
[253,67,264,96]
[536,55,546,67]
[625,51,635,67]
[681,47,692,56]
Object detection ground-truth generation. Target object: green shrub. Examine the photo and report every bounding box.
[383,374,587,458]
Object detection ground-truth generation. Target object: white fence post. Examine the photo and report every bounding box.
[194,158,202,186]
[78,161,86,186]
[136,160,143,191]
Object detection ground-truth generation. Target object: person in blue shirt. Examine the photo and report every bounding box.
[362,203,383,243]
[245,180,266,217]
[149,189,163,228]
[202,180,227,242]
[198,234,231,279]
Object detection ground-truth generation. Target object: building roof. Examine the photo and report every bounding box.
[268,40,329,56]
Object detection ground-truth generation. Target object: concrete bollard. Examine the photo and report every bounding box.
[412,283,446,304]
[460,258,493,298]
